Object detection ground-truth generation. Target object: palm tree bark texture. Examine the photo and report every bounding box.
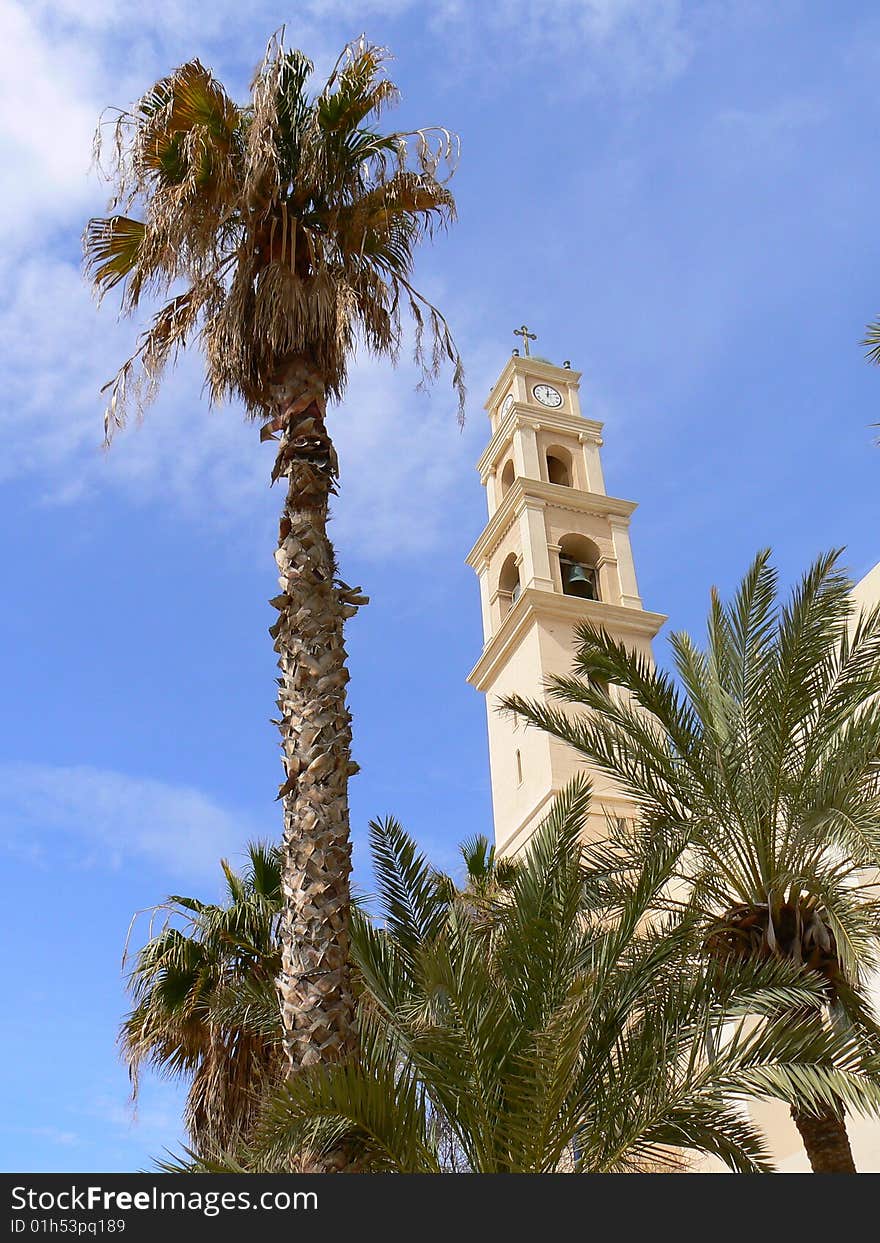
[791,1104,856,1173]
[267,356,365,1085]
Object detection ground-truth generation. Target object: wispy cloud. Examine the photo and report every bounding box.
[2,0,698,246]
[0,3,103,241]
[717,96,827,147]
[0,0,687,558]
[0,248,485,556]
[87,1090,182,1145]
[25,1126,81,1148]
[429,0,694,91]
[0,762,259,881]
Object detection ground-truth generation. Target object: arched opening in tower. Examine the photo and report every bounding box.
[559,533,600,601]
[546,447,572,487]
[498,552,521,615]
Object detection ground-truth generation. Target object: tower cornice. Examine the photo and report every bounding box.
[477,406,604,480]
[485,355,583,415]
[467,588,667,692]
[466,478,638,570]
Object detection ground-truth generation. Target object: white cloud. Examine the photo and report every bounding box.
[0,0,688,556]
[26,1126,80,1147]
[717,97,827,142]
[0,3,101,239]
[431,0,693,90]
[0,248,485,557]
[0,761,259,881]
[88,1090,181,1143]
[0,0,697,243]
[707,96,829,185]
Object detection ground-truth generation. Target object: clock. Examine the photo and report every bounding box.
[533,383,563,408]
[501,393,514,416]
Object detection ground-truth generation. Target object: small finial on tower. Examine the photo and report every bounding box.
[563,360,571,369]
[513,324,537,357]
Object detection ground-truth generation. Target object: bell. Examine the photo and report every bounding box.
[564,562,596,600]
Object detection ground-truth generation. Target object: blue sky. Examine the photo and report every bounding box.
[1,0,879,1171]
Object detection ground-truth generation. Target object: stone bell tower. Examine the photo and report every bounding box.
[466,340,666,857]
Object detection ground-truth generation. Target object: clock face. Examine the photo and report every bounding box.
[501,393,514,416]
[533,383,563,408]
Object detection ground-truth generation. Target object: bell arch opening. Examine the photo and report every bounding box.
[546,446,573,487]
[498,552,521,616]
[500,459,515,496]
[558,533,600,601]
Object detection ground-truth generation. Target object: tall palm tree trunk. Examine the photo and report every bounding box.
[268,357,360,1091]
[790,1103,856,1172]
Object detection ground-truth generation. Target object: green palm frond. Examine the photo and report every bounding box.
[354,789,880,1173]
[503,548,880,1168]
[367,815,450,955]
[863,318,880,366]
[136,776,880,1173]
[83,216,146,299]
[121,841,283,1157]
[254,1013,440,1173]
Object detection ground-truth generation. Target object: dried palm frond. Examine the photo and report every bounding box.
[85,31,464,443]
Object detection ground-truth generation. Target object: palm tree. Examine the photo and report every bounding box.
[863,320,880,371]
[431,833,519,929]
[122,842,283,1155]
[85,33,463,1084]
[504,549,880,1172]
[185,781,880,1174]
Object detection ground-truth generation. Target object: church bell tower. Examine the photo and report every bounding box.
[466,339,666,857]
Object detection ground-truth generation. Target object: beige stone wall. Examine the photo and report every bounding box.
[481,625,555,854]
[483,610,648,858]
[852,561,880,614]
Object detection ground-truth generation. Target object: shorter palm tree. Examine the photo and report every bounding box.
[431,833,519,929]
[122,842,284,1156]
[215,781,880,1173]
[504,548,880,1172]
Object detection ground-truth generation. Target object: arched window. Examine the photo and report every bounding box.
[498,553,521,615]
[515,749,523,785]
[546,446,572,487]
[558,534,600,601]
[500,459,515,496]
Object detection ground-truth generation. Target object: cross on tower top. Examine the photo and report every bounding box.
[513,324,537,357]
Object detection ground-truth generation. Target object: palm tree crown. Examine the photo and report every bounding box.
[85,33,463,444]
[122,842,283,1155]
[504,548,880,1170]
